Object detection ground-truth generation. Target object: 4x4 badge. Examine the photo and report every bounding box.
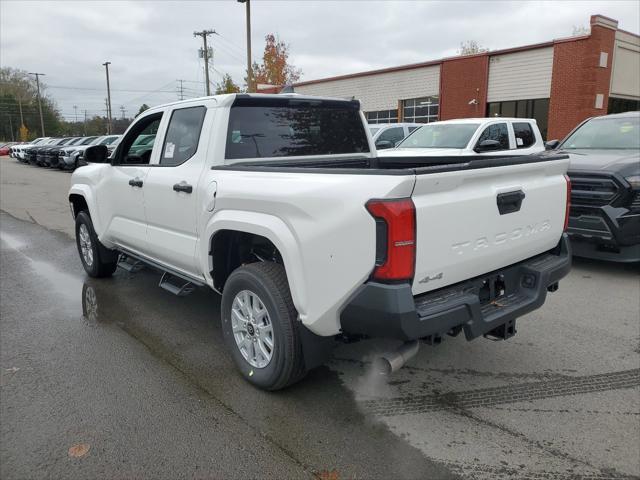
[419,272,443,284]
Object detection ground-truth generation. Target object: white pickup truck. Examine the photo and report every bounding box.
[69,94,571,390]
[379,118,545,157]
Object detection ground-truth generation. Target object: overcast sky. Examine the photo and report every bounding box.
[2,0,639,121]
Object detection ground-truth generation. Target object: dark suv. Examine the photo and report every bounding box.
[552,111,639,262]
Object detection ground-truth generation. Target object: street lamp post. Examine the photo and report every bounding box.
[237,0,253,93]
[102,62,113,134]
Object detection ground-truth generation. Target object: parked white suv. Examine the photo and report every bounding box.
[380,118,545,157]
[69,94,571,390]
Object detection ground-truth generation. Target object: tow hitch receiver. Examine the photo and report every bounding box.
[484,319,517,341]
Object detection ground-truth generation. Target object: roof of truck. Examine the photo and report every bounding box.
[145,93,361,112]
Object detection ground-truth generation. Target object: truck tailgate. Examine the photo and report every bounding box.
[411,158,570,295]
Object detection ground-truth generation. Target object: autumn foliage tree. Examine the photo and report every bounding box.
[215,73,241,94]
[249,34,302,89]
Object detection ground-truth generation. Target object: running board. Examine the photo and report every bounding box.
[117,254,145,273]
[159,272,197,296]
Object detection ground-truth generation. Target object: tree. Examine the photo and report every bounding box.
[136,104,150,117]
[457,40,488,56]
[0,67,63,140]
[249,34,302,88]
[215,73,241,94]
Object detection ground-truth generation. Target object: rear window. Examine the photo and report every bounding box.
[225,97,370,160]
[513,122,535,148]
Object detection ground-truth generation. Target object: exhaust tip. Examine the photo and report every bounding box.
[372,357,393,376]
[373,340,420,376]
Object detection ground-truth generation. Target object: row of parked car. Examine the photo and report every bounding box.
[9,135,122,170]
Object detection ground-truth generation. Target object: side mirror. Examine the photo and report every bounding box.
[84,145,109,163]
[375,140,394,150]
[473,139,501,153]
[545,139,560,150]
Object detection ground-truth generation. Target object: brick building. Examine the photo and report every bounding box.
[293,14,639,140]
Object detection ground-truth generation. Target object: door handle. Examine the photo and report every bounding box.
[173,182,193,194]
[128,178,143,188]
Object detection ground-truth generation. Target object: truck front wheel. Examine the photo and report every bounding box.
[75,211,118,278]
[221,262,306,390]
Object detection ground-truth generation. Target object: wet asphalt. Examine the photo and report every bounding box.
[1,158,639,480]
[0,211,455,479]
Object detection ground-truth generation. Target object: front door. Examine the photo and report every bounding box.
[98,112,164,256]
[143,105,209,277]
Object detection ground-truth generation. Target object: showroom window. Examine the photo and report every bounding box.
[608,97,640,114]
[486,98,549,139]
[366,109,398,124]
[402,96,439,123]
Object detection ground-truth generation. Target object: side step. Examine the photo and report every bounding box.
[117,254,145,273]
[159,272,197,296]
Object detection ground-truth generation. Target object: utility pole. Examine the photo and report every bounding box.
[83,110,87,136]
[8,114,15,141]
[177,79,185,100]
[194,29,215,96]
[73,104,78,123]
[102,61,113,134]
[17,96,24,127]
[120,105,126,119]
[28,72,46,136]
[238,0,253,92]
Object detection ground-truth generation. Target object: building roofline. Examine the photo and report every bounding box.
[294,16,637,88]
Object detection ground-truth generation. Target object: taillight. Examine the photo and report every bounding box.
[564,174,571,231]
[365,198,416,282]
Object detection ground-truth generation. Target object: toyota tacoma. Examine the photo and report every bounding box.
[69,94,572,390]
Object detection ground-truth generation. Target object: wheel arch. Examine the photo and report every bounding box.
[202,210,308,322]
[68,185,104,235]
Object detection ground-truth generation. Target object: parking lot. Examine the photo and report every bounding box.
[1,156,639,480]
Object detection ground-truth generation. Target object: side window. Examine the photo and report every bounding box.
[118,113,163,165]
[377,127,405,145]
[160,106,207,166]
[513,122,535,149]
[477,123,509,150]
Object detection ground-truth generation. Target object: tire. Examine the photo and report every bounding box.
[75,211,118,278]
[221,262,306,390]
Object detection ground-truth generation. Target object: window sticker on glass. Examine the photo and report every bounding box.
[516,137,523,146]
[164,142,175,158]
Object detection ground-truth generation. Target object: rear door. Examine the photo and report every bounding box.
[143,103,211,277]
[411,158,569,295]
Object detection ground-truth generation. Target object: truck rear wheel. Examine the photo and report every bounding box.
[221,262,306,390]
[75,211,118,278]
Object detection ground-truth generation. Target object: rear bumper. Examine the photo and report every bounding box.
[340,234,572,341]
[568,206,640,262]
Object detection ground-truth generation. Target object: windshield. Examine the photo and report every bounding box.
[398,123,480,149]
[562,116,640,150]
[67,138,84,146]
